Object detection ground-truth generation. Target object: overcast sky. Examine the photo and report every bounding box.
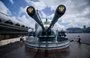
[0,0,90,30]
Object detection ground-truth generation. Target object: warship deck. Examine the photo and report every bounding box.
[0,41,90,58]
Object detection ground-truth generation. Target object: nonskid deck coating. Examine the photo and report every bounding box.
[0,42,90,58]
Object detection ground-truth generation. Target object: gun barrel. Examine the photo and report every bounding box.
[47,5,66,31]
[26,6,45,30]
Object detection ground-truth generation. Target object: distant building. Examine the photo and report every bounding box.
[66,28,83,33]
[83,25,86,29]
[83,25,86,33]
[84,27,90,33]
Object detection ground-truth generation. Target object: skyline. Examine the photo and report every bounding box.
[0,0,90,30]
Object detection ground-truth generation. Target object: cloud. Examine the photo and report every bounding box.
[15,6,36,28]
[19,7,26,16]
[38,10,47,18]
[53,22,66,31]
[25,0,90,29]
[31,1,47,10]
[17,15,35,27]
[1,0,90,30]
[0,1,10,15]
[0,1,35,28]
[46,0,90,28]
[9,0,14,4]
[25,0,47,10]
[9,5,36,28]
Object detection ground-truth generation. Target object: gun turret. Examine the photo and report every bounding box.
[47,5,66,31]
[26,5,66,32]
[26,6,45,30]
